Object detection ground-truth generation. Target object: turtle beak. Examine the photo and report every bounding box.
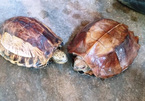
[56,58,68,64]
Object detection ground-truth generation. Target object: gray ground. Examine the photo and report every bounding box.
[0,0,145,101]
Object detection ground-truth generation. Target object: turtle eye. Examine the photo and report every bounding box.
[80,66,85,69]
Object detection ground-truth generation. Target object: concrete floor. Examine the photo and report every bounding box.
[0,0,145,101]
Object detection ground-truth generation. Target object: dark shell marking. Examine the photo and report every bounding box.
[0,16,62,68]
[68,19,140,78]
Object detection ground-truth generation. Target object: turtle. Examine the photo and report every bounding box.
[0,16,68,68]
[67,19,140,78]
[118,0,145,15]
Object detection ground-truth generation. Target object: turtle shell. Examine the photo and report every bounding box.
[68,19,140,78]
[0,16,62,68]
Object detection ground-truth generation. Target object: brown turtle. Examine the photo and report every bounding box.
[0,16,68,68]
[68,19,140,78]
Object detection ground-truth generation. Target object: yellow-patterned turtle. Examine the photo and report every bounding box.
[0,16,67,68]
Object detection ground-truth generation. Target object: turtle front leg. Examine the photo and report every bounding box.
[85,70,94,76]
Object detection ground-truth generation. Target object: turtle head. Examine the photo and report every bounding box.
[74,56,90,74]
[52,49,68,64]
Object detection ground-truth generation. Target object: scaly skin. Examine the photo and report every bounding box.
[74,56,93,75]
[52,49,68,64]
